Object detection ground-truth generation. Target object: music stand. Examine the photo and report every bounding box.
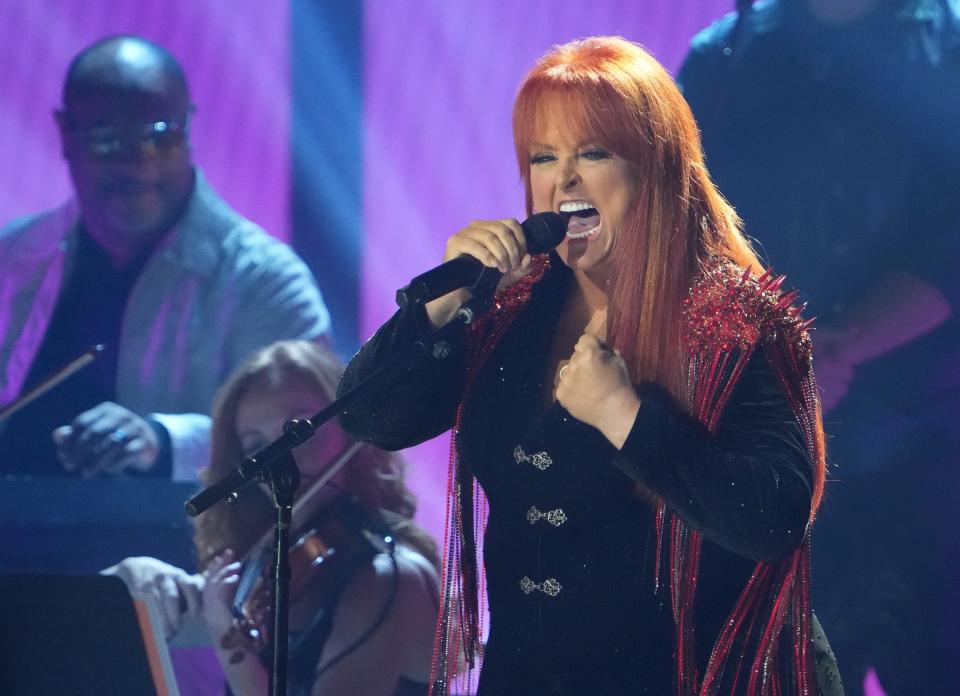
[0,574,180,696]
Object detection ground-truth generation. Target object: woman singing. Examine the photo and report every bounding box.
[339,37,842,695]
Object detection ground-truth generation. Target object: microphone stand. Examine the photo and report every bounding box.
[185,275,500,696]
[268,452,297,696]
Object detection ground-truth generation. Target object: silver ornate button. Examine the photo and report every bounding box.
[526,505,567,527]
[513,445,552,470]
[519,575,562,597]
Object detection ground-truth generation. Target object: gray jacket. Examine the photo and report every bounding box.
[0,172,330,480]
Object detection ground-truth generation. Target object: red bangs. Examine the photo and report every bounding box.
[512,39,674,171]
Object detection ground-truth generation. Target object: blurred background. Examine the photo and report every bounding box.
[0,0,731,588]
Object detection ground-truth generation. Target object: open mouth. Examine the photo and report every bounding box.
[560,202,601,240]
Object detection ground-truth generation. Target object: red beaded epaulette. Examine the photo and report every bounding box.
[683,259,814,364]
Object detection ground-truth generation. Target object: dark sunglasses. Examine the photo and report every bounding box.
[59,112,191,158]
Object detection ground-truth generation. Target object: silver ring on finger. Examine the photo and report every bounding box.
[109,429,127,445]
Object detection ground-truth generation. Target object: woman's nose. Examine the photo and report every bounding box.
[556,160,580,191]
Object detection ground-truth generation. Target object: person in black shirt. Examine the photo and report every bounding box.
[678,1,960,691]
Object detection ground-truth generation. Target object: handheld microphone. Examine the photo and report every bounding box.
[396,212,567,308]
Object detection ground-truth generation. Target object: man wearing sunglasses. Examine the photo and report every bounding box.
[0,36,330,482]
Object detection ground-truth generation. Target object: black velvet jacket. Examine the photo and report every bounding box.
[339,259,813,695]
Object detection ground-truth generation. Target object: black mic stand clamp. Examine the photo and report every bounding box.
[457,264,501,320]
[426,258,502,362]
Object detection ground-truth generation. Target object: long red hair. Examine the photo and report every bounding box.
[430,39,828,696]
[513,37,823,514]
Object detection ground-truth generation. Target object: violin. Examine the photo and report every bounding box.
[221,444,395,661]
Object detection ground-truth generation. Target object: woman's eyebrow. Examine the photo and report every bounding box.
[529,140,598,150]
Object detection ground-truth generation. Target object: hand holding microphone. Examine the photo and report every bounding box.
[398,212,565,303]
[399,212,566,327]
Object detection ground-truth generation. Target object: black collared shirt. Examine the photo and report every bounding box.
[0,229,141,476]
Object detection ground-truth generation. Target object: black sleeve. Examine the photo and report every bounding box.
[675,14,736,118]
[676,27,724,112]
[337,305,469,451]
[129,417,172,479]
[612,350,813,562]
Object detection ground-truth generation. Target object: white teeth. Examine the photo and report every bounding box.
[567,222,601,239]
[559,201,596,213]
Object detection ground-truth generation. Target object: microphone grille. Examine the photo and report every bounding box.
[522,212,567,254]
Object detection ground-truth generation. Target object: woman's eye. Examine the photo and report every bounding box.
[529,152,556,165]
[581,148,612,160]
